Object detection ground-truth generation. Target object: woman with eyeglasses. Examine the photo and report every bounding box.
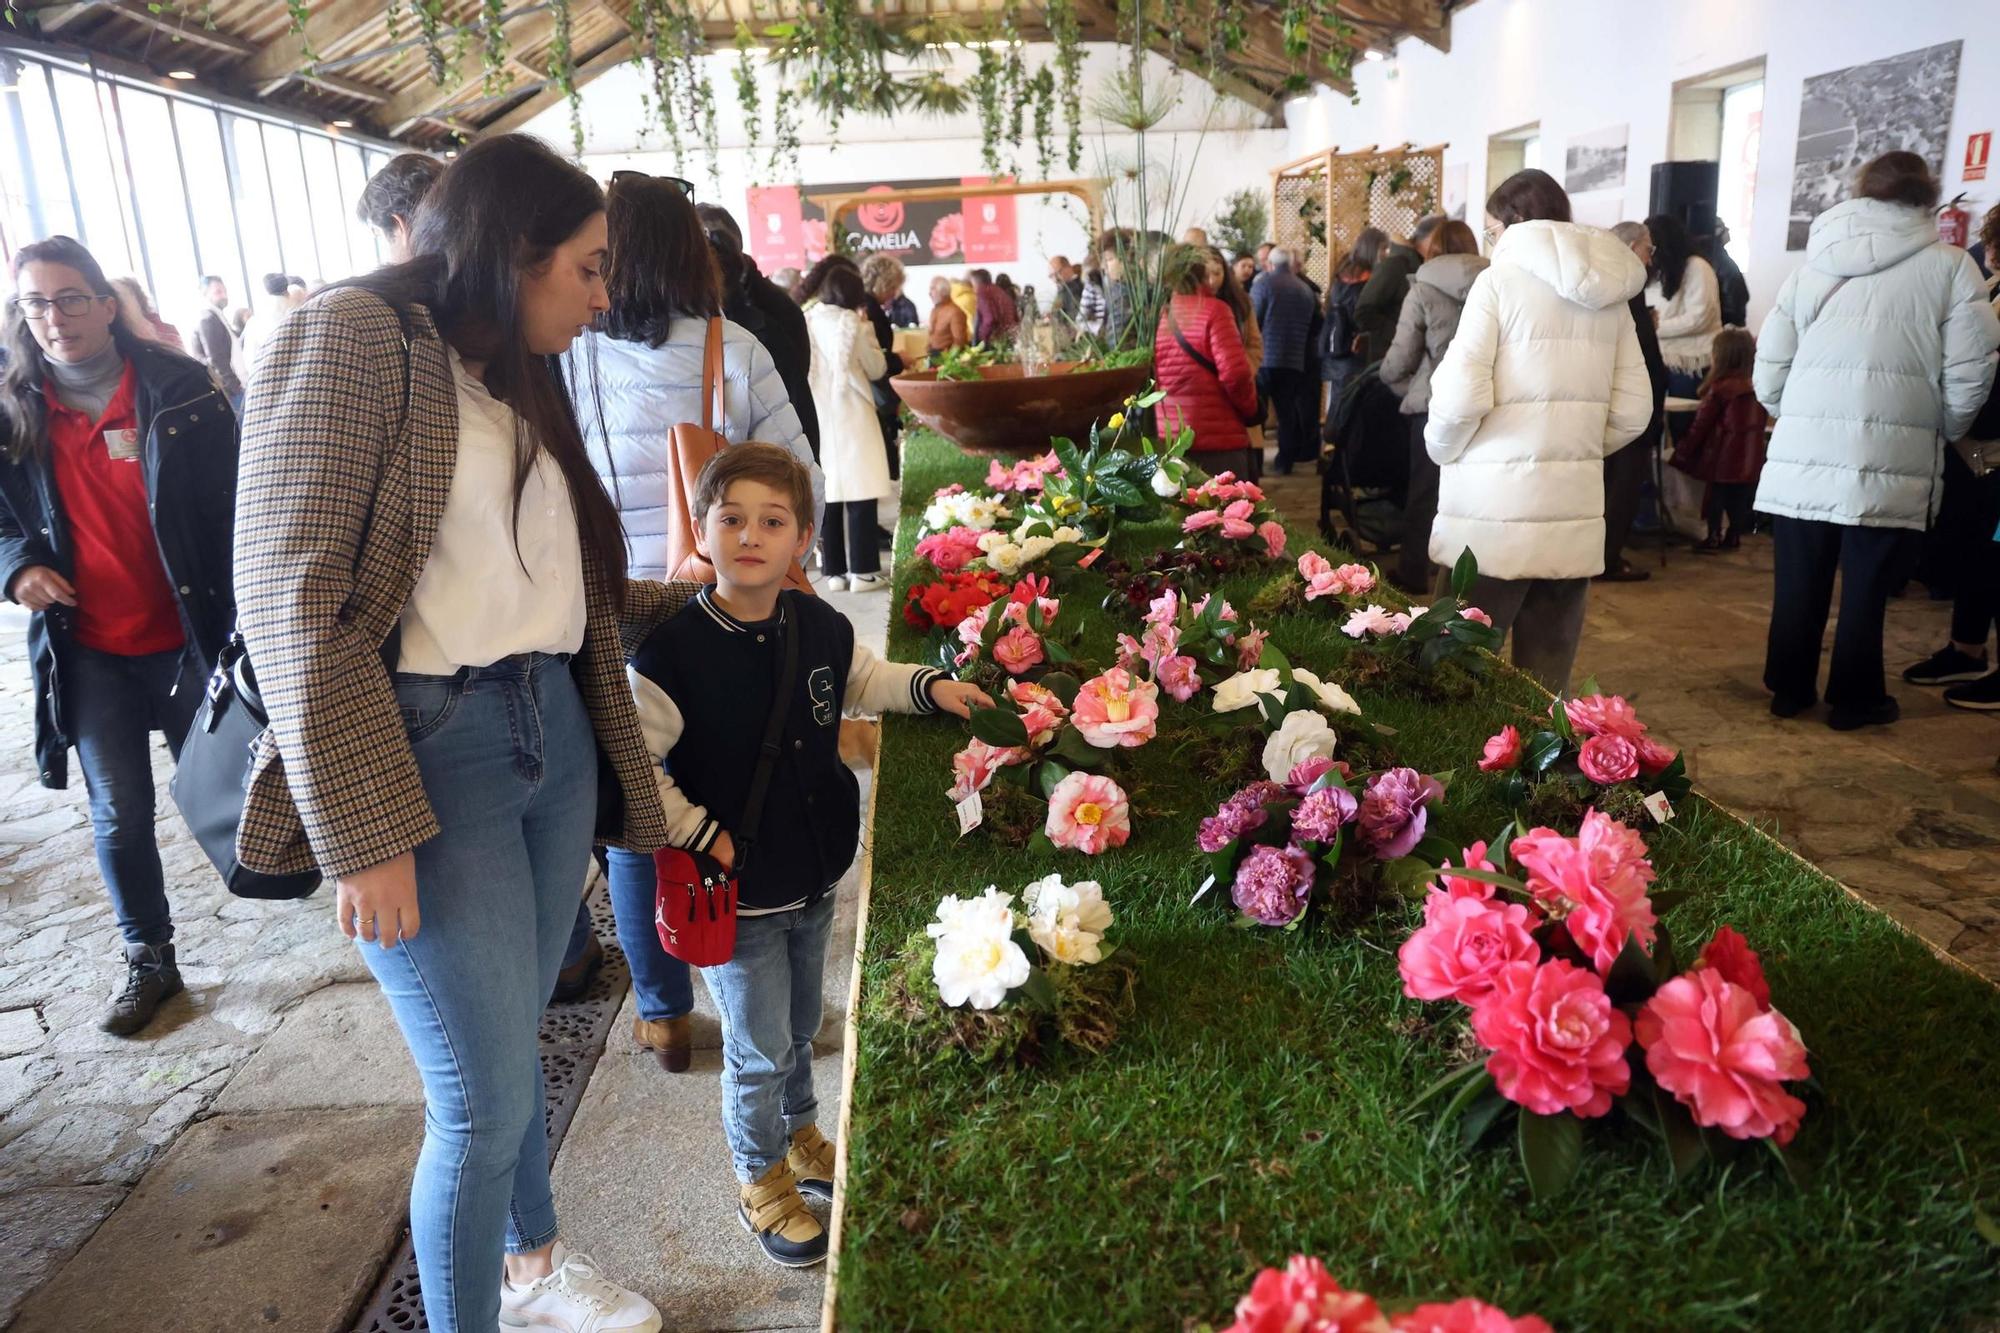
[0,236,238,1037]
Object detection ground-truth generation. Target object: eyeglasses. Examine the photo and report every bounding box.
[9,293,109,320]
[611,170,694,198]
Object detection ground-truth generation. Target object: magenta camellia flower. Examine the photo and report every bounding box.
[1157,654,1202,702]
[991,624,1046,676]
[1231,844,1316,926]
[1399,890,1541,1007]
[1478,725,1523,773]
[1223,1255,1388,1333]
[1071,668,1161,749]
[1636,969,1809,1144]
[1258,520,1287,559]
[1564,692,1646,740]
[1471,959,1633,1117]
[1389,1298,1553,1333]
[1044,772,1131,855]
[1510,810,1657,974]
[1691,925,1772,1009]
[1291,785,1359,844]
[1357,767,1444,860]
[1577,732,1640,784]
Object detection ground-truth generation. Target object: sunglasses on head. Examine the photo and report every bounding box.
[611,170,694,198]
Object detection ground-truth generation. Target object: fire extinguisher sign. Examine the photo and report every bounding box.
[1968,131,1993,183]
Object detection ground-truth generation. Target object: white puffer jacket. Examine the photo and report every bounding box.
[1425,221,1652,580]
[572,321,817,581]
[1753,197,2000,532]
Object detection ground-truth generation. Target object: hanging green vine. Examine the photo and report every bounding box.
[769,82,802,180]
[549,0,583,158]
[1030,65,1056,181]
[970,44,1004,176]
[732,23,762,165]
[1044,0,1083,171]
[285,0,317,72]
[479,0,511,96]
[413,0,450,85]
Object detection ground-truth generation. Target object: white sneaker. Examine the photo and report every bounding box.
[824,575,849,592]
[499,1244,662,1332]
[848,572,883,591]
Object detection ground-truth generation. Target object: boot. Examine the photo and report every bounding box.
[550,934,603,1005]
[787,1124,837,1201]
[737,1160,826,1268]
[101,942,182,1036]
[631,1015,691,1073]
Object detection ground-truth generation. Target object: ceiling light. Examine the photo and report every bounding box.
[167,68,198,80]
[1362,49,1385,62]
[330,119,353,129]
[444,150,458,158]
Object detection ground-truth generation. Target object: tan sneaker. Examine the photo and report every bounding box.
[737,1160,827,1268]
[787,1124,836,1201]
[631,1015,691,1073]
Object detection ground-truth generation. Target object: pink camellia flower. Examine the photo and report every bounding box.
[1356,767,1444,860]
[1635,735,1677,777]
[1691,925,1773,1009]
[1235,628,1270,671]
[1511,811,1657,974]
[1290,785,1358,844]
[1006,679,1068,717]
[1564,693,1647,740]
[1071,668,1161,748]
[1018,702,1065,748]
[933,482,966,498]
[1390,1298,1554,1333]
[1044,772,1132,855]
[1190,592,1239,622]
[1298,551,1333,581]
[1399,890,1541,1007]
[1471,959,1633,1117]
[1141,620,1181,669]
[991,625,1046,676]
[1145,587,1180,627]
[914,526,984,572]
[1232,844,1317,926]
[1115,632,1144,672]
[1183,509,1225,534]
[1460,606,1493,627]
[1220,499,1258,541]
[955,602,994,649]
[1342,604,1401,638]
[1328,563,1376,596]
[1439,841,1502,901]
[948,738,1019,802]
[1287,755,1338,793]
[1636,968,1809,1144]
[1258,520,1287,559]
[1577,732,1641,785]
[1478,725,1523,773]
[1157,654,1202,702]
[1223,1255,1388,1333]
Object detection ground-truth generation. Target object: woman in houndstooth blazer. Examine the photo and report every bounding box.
[234,136,686,1333]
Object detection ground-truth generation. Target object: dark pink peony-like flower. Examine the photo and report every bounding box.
[1356,768,1444,860]
[1290,786,1358,844]
[1636,968,1809,1144]
[1510,811,1657,974]
[1478,725,1523,773]
[1390,1298,1553,1333]
[1399,889,1541,1007]
[992,625,1046,676]
[1232,844,1316,925]
[1224,1256,1388,1333]
[1691,925,1773,1010]
[915,525,985,572]
[1471,959,1633,1117]
[1577,733,1641,784]
[1564,693,1647,740]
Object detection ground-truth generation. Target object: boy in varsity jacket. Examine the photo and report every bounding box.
[627,443,989,1269]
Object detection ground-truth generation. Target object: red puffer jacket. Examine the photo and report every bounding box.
[1153,293,1258,451]
[1670,374,1769,485]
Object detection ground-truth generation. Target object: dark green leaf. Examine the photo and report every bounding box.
[1051,725,1105,766]
[1459,1086,1512,1151]
[1654,1083,1707,1182]
[1039,671,1081,707]
[1259,641,1292,672]
[1096,474,1146,507]
[1518,1110,1584,1202]
[1043,639,1074,664]
[1027,829,1055,855]
[1017,967,1058,1008]
[1767,1137,1815,1191]
[1035,760,1073,799]
[1648,888,1692,915]
[1523,730,1567,774]
[1451,545,1479,599]
[1603,932,1660,1005]
[969,707,1029,749]
[1408,1059,1487,1114]
[1429,1068,1498,1152]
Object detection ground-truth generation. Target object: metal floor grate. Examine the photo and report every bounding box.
[351,884,629,1332]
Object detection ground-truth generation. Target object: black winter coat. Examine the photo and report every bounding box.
[0,342,238,789]
[728,259,821,458]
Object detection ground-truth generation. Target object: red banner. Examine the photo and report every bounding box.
[745,185,808,271]
[959,177,1019,264]
[744,177,1018,272]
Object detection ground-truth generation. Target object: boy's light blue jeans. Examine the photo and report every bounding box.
[700,892,837,1182]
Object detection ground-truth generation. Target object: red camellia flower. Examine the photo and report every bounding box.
[1390,1298,1555,1333]
[904,570,1010,632]
[1224,1255,1389,1333]
[1690,925,1773,1009]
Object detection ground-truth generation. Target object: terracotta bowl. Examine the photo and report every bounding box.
[890,361,1153,458]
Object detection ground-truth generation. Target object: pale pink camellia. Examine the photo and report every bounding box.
[1342,604,1401,638]
[1298,551,1333,581]
[1471,959,1633,1117]
[1235,627,1270,671]
[1018,702,1065,748]
[1635,735,1677,777]
[1577,732,1641,785]
[1258,519,1287,558]
[1183,508,1225,535]
[1223,1255,1389,1333]
[1190,592,1239,623]
[1636,968,1809,1144]
[1141,620,1181,670]
[991,625,1046,676]
[1044,771,1132,855]
[1157,653,1202,702]
[1220,498,1258,540]
[947,738,1020,802]
[1460,606,1493,627]
[1390,1298,1554,1333]
[914,526,985,572]
[1005,678,1069,718]
[1071,668,1161,748]
[1145,586,1180,627]
[1115,632,1144,673]
[1510,811,1657,974]
[1478,725,1523,773]
[1690,925,1773,1009]
[1326,563,1377,596]
[1564,692,1647,740]
[1399,890,1541,1007]
[933,482,966,499]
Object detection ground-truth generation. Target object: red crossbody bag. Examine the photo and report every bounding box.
[654,601,800,966]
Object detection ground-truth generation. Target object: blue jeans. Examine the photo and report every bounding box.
[603,847,694,1021]
[362,654,597,1333]
[67,643,200,949]
[700,892,837,1182]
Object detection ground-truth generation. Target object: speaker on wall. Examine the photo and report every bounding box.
[1649,161,1720,237]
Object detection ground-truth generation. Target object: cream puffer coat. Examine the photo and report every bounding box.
[806,301,892,504]
[1424,221,1652,580]
[1753,197,2000,532]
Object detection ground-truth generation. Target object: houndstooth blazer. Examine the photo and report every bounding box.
[233,286,693,878]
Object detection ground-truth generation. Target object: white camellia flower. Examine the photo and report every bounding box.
[1020,874,1114,965]
[1020,535,1056,562]
[986,542,1026,575]
[1150,465,1181,497]
[927,886,1018,941]
[976,529,1010,553]
[1029,918,1104,966]
[922,501,952,531]
[1262,708,1338,783]
[1292,669,1362,717]
[1211,668,1282,714]
[1063,879,1114,935]
[1050,525,1085,545]
[933,924,1032,1009]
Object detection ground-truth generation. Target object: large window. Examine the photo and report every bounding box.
[1670,60,1766,272]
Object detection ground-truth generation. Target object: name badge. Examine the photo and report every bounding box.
[103,428,140,461]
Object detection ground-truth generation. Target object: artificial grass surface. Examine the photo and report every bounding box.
[835,431,2000,1331]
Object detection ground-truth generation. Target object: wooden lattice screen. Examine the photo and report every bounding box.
[1269,144,1448,287]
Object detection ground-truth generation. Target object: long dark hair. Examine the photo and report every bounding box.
[1645,214,1695,301]
[798,254,859,304]
[603,174,721,346]
[1201,245,1252,329]
[1334,227,1386,285]
[3,236,146,462]
[338,134,629,602]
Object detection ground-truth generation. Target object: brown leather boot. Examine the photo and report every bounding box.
[737,1160,826,1267]
[787,1124,837,1201]
[631,1015,691,1072]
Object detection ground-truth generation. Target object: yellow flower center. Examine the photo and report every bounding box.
[1103,690,1131,723]
[1074,802,1105,826]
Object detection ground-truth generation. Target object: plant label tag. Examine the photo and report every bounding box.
[1078,547,1103,569]
[1191,873,1216,905]
[1642,791,1675,825]
[955,792,983,837]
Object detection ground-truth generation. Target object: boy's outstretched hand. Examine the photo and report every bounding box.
[928,679,994,719]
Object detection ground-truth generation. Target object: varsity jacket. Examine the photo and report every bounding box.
[630,586,944,912]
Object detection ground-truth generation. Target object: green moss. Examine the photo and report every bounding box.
[837,432,2000,1331]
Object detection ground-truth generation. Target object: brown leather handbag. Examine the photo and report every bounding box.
[663,316,814,593]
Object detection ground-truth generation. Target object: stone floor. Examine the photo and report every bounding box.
[5,471,2000,1330]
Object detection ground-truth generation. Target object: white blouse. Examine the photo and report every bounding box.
[397,348,588,675]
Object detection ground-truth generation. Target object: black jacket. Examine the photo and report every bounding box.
[1356,242,1423,365]
[1624,292,1670,452]
[728,259,821,458]
[0,342,238,788]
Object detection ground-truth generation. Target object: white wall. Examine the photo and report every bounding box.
[526,47,1294,314]
[1284,0,1998,329]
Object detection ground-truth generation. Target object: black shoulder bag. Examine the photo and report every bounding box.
[1170,307,1264,428]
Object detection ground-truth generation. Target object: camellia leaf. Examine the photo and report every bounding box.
[1423,863,1528,895]
[1460,1086,1512,1151]
[1035,760,1072,799]
[1451,545,1479,599]
[1429,1068,1497,1152]
[1097,474,1145,507]
[1052,725,1103,766]
[1518,1109,1584,1202]
[1655,1083,1707,1183]
[969,707,1030,749]
[1044,639,1074,664]
[1039,671,1081,707]
[1409,1059,1487,1114]
[1027,829,1055,855]
[1602,931,1659,1005]
[1523,730,1567,774]
[1259,641,1292,672]
[1017,967,1059,1009]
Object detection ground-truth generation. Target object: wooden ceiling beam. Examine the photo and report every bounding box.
[476,34,636,136]
[240,0,389,85]
[36,0,256,56]
[379,7,562,129]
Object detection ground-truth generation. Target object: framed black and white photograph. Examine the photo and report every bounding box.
[1786,40,1962,249]
[1564,124,1629,194]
